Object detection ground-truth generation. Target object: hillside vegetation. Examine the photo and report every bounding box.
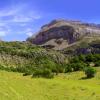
[0,41,66,78]
[63,38,100,55]
[0,41,100,78]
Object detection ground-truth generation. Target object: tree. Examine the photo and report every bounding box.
[65,64,73,73]
[95,60,100,67]
[78,54,86,62]
[86,54,95,62]
[72,63,85,71]
[71,56,80,63]
[84,67,96,78]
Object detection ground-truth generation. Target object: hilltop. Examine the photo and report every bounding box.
[27,19,100,50]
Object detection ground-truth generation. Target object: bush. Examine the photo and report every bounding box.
[78,55,86,62]
[32,68,54,78]
[71,63,84,71]
[95,61,100,67]
[0,65,5,70]
[42,68,54,78]
[52,67,59,75]
[84,67,96,78]
[65,62,86,72]
[65,64,73,73]
[85,54,95,62]
[71,56,80,63]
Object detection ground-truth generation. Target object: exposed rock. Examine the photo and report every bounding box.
[27,19,100,50]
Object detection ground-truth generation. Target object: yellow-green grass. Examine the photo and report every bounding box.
[0,68,100,100]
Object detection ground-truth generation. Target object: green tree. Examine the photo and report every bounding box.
[84,67,96,78]
[86,54,95,62]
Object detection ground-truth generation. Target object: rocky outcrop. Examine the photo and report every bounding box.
[27,19,100,50]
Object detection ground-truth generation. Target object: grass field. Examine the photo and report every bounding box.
[0,68,100,100]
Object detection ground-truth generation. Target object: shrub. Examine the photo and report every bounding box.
[78,54,86,62]
[85,54,95,62]
[65,62,86,72]
[95,61,100,67]
[0,65,5,70]
[65,64,73,73]
[84,67,96,78]
[42,68,54,78]
[52,67,59,75]
[71,56,80,63]
[32,68,54,78]
[57,66,65,73]
[32,69,42,77]
[71,63,84,71]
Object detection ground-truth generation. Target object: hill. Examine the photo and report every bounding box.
[62,37,100,55]
[27,19,100,50]
[0,19,100,100]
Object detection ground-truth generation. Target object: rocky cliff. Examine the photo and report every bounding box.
[27,19,100,50]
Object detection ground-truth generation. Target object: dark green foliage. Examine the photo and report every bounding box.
[65,64,73,73]
[0,41,67,78]
[70,54,100,67]
[95,60,100,67]
[71,63,85,71]
[0,41,99,78]
[0,65,5,70]
[65,62,86,72]
[84,67,96,78]
[85,54,95,62]
[32,68,54,78]
[71,56,80,63]
[78,54,86,62]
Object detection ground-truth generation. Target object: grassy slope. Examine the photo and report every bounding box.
[0,68,100,100]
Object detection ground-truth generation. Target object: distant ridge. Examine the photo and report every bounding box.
[27,19,100,50]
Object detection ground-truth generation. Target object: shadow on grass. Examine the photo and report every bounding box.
[79,76,93,80]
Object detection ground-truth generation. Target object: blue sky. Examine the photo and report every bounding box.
[0,0,100,41]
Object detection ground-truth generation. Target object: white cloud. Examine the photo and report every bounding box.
[26,32,33,37]
[0,3,27,17]
[0,3,42,23]
[12,15,38,22]
[0,9,17,17]
[26,28,32,32]
[0,31,7,37]
[18,28,33,36]
[1,4,41,22]
[0,3,42,40]
[0,23,11,37]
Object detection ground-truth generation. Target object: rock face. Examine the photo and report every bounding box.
[27,19,100,50]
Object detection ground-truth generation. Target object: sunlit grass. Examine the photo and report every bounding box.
[0,68,100,100]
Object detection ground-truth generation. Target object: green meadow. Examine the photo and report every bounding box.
[0,68,100,100]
